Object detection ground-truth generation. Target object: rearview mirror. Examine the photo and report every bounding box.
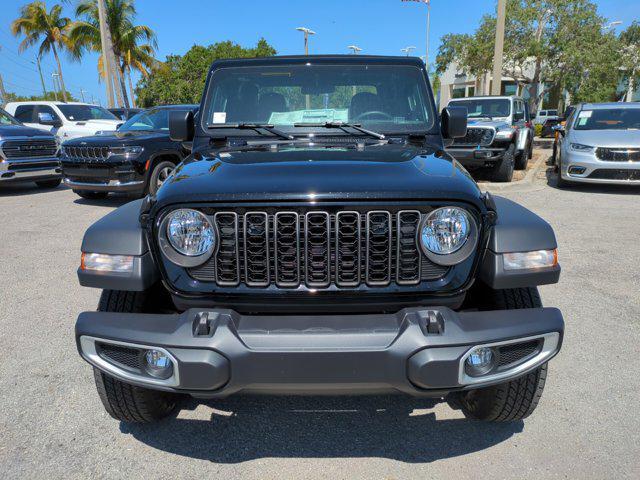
[169,109,195,142]
[38,112,61,127]
[441,106,467,139]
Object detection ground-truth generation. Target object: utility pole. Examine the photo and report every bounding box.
[425,0,431,69]
[0,47,7,106]
[491,0,507,96]
[31,56,48,97]
[80,89,86,102]
[295,27,316,55]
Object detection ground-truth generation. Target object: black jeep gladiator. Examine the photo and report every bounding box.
[75,55,563,424]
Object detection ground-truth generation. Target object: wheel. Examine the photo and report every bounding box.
[490,143,515,182]
[451,287,549,422]
[148,160,176,195]
[527,139,533,159]
[92,290,178,423]
[556,150,575,188]
[515,142,530,170]
[73,190,109,200]
[552,141,558,170]
[35,178,61,189]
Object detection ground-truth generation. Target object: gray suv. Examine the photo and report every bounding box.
[446,96,534,182]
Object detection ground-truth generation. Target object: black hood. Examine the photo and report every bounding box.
[63,130,168,146]
[154,143,483,207]
[0,124,56,139]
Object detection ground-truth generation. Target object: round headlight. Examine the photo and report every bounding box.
[166,209,215,257]
[419,207,478,265]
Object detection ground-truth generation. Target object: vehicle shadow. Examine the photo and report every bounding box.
[0,182,66,197]
[545,168,640,195]
[120,395,523,463]
[72,194,135,208]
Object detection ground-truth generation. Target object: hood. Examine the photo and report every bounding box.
[0,124,56,140]
[570,129,640,148]
[63,130,167,146]
[154,143,483,206]
[467,119,510,129]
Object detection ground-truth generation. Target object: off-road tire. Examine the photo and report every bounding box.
[451,287,549,422]
[92,289,178,423]
[73,189,109,200]
[35,178,61,189]
[515,141,530,170]
[148,160,176,195]
[490,143,515,182]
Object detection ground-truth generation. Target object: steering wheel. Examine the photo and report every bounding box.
[354,111,394,122]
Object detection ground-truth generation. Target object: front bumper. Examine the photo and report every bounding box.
[76,306,564,397]
[561,149,640,185]
[61,161,145,192]
[446,147,507,167]
[0,157,61,183]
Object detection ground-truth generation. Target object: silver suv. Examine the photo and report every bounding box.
[446,95,534,182]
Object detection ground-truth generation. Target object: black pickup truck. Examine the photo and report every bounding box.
[74,55,563,424]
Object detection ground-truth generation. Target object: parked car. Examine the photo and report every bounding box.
[60,104,198,199]
[109,108,143,121]
[541,117,560,138]
[446,95,534,182]
[533,109,559,126]
[4,101,122,141]
[552,105,576,164]
[0,107,61,189]
[74,55,564,424]
[555,102,640,187]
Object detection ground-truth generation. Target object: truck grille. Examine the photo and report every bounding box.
[63,145,111,161]
[452,127,494,147]
[189,209,450,288]
[0,139,57,159]
[596,147,640,162]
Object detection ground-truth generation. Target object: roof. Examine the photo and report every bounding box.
[4,101,95,107]
[449,95,523,101]
[580,102,640,110]
[209,54,425,70]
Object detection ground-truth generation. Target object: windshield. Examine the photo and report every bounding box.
[120,108,169,131]
[57,104,118,121]
[202,64,434,134]
[0,109,19,125]
[449,98,511,118]
[574,108,640,130]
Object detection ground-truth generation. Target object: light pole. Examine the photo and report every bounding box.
[296,27,316,55]
[606,20,622,30]
[401,1,431,67]
[347,45,362,54]
[491,0,507,96]
[51,73,60,101]
[400,46,416,56]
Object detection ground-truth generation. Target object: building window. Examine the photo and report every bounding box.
[467,87,475,97]
[452,87,466,99]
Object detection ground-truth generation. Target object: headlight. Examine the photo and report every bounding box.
[419,207,478,266]
[112,145,144,158]
[494,127,516,140]
[481,129,495,145]
[158,209,216,266]
[570,143,594,152]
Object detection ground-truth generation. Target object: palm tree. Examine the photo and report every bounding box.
[69,0,156,108]
[11,1,72,102]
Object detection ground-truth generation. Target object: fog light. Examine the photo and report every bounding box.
[568,166,586,175]
[144,349,173,379]
[465,347,495,377]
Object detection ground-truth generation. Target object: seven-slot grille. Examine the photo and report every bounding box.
[596,147,640,162]
[64,145,111,161]
[452,127,494,147]
[0,139,57,159]
[188,209,450,288]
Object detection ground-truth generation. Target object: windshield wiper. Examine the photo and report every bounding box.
[207,123,294,140]
[294,121,386,140]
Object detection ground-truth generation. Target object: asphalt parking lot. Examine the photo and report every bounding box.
[1,147,639,479]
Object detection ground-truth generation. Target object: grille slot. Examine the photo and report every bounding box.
[97,343,141,370]
[452,127,494,146]
[1,139,57,158]
[188,208,451,288]
[497,340,541,367]
[64,145,111,161]
[305,212,331,287]
[596,147,640,162]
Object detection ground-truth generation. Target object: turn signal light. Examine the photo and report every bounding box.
[81,252,134,273]
[503,249,558,271]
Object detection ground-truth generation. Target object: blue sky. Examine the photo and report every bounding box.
[1,0,638,105]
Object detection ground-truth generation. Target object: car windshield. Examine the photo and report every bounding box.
[120,109,169,131]
[548,110,558,116]
[449,98,511,118]
[0,109,19,125]
[57,104,118,121]
[573,108,640,130]
[202,64,434,134]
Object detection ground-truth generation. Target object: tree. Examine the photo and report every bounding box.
[69,0,157,108]
[3,90,78,104]
[135,39,276,107]
[11,1,72,102]
[436,0,623,108]
[620,21,640,101]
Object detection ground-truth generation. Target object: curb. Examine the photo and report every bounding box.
[478,150,548,191]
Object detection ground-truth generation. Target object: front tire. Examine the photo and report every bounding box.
[556,150,575,188]
[35,178,61,189]
[93,289,178,423]
[451,287,549,422]
[490,144,515,182]
[148,160,176,195]
[515,141,531,170]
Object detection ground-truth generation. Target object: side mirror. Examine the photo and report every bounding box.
[38,112,61,127]
[441,106,467,139]
[169,109,195,142]
[552,124,565,136]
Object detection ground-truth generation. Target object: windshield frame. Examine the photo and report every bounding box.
[0,108,20,126]
[199,62,439,138]
[57,104,118,122]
